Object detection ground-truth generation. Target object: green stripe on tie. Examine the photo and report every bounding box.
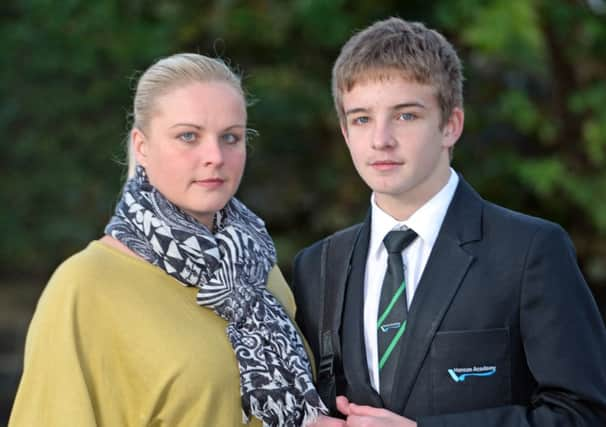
[377,280,406,329]
[379,320,407,370]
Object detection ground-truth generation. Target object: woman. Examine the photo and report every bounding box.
[10,53,326,426]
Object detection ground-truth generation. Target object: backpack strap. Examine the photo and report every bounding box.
[316,224,363,412]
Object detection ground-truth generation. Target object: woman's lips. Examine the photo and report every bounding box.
[193,178,225,189]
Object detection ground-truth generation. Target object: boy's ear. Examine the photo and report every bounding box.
[442,107,464,148]
[131,128,148,167]
[340,121,350,145]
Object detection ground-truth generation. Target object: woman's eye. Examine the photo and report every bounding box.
[398,112,416,121]
[221,133,241,144]
[178,132,196,143]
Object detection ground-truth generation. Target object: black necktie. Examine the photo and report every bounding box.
[377,228,418,395]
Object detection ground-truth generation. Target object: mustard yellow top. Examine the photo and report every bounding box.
[9,240,302,427]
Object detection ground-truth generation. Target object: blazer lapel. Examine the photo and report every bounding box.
[341,212,384,407]
[388,177,484,413]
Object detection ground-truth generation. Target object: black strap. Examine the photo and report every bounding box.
[316,225,363,413]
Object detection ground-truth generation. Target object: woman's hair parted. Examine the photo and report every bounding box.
[332,17,464,129]
[126,53,245,177]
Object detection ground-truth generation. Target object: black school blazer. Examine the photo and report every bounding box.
[292,176,606,426]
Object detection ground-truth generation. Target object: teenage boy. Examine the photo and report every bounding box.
[292,17,606,427]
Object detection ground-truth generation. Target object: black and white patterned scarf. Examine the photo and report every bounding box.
[105,166,326,426]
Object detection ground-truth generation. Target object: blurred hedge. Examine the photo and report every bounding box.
[1,0,605,312]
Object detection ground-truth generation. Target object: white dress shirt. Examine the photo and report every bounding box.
[364,169,459,391]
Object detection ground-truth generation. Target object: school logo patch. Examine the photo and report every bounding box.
[448,365,497,382]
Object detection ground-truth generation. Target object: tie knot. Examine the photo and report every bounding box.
[383,229,417,254]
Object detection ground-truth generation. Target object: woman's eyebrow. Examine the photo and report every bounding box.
[170,123,203,129]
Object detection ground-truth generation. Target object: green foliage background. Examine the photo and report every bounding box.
[1,0,605,314]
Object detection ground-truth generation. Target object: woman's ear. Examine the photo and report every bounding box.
[131,128,148,167]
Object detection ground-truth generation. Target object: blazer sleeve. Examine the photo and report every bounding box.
[9,269,99,426]
[418,224,606,427]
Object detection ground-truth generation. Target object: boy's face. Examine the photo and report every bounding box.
[340,76,462,218]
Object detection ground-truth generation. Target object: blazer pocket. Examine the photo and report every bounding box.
[430,328,511,414]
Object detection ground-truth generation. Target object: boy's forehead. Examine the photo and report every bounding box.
[343,71,436,99]
[343,68,430,92]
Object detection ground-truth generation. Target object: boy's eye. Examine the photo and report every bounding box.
[398,112,416,121]
[178,132,196,143]
[352,116,370,125]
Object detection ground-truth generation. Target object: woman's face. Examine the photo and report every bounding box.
[132,81,247,229]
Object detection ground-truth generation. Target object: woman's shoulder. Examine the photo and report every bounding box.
[36,242,105,307]
[50,241,124,285]
[42,240,150,304]
[46,241,103,288]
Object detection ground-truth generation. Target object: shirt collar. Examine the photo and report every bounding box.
[369,168,459,258]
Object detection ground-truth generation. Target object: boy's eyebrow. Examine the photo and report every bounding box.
[344,107,369,117]
[345,102,427,116]
[393,102,427,110]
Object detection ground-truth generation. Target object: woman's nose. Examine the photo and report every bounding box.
[201,138,224,166]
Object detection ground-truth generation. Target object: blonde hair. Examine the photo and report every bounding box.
[127,53,244,177]
[332,17,463,129]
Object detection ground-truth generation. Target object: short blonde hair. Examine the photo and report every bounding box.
[332,17,463,129]
[127,53,244,177]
